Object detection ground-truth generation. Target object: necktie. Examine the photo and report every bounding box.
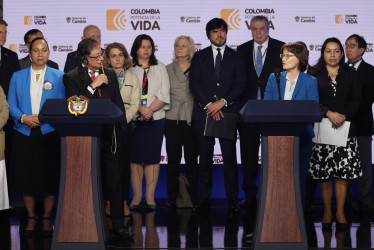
[215,48,222,79]
[90,70,102,97]
[256,45,263,77]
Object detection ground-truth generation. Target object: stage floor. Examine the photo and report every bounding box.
[0,199,373,249]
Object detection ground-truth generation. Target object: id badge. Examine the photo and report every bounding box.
[141,95,148,106]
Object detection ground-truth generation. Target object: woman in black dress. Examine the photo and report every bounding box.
[309,37,362,231]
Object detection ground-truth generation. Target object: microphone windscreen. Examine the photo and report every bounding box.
[274,68,281,75]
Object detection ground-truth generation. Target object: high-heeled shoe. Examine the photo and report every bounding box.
[23,216,38,237]
[336,221,348,232]
[42,217,54,237]
[129,201,142,211]
[145,203,157,211]
[322,222,332,232]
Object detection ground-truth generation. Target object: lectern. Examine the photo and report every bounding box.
[240,100,322,250]
[39,99,123,250]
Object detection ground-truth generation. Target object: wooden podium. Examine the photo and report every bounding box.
[39,99,123,250]
[240,100,322,250]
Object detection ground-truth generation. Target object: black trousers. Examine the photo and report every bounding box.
[120,124,133,202]
[101,126,126,230]
[164,120,198,204]
[193,121,238,204]
[237,122,260,202]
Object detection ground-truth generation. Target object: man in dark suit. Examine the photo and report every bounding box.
[63,25,101,73]
[63,38,132,246]
[345,34,374,219]
[0,19,20,175]
[189,18,246,213]
[19,29,59,70]
[236,15,284,207]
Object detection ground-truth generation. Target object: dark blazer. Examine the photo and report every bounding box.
[63,50,80,73]
[316,65,362,137]
[237,37,284,102]
[19,55,59,70]
[0,46,20,96]
[353,60,374,136]
[63,65,126,125]
[189,45,246,122]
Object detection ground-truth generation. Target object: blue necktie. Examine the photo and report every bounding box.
[256,45,263,77]
[215,48,222,79]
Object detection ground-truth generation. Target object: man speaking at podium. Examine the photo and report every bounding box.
[63,38,132,246]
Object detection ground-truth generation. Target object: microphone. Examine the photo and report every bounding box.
[274,68,281,100]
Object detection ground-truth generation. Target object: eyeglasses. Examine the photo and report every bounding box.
[88,53,104,60]
[0,31,8,35]
[345,44,358,49]
[280,54,295,59]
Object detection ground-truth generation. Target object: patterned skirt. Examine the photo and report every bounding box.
[309,137,362,180]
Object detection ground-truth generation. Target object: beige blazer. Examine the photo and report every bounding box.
[120,70,141,123]
[0,86,9,161]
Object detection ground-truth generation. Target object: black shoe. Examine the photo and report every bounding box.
[129,201,142,211]
[23,216,38,237]
[228,203,240,214]
[112,227,134,239]
[322,222,332,232]
[41,217,54,237]
[146,203,157,211]
[165,201,176,209]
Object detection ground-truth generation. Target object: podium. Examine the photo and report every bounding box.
[240,100,322,250]
[39,99,123,250]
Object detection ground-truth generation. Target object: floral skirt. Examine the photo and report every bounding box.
[309,137,362,180]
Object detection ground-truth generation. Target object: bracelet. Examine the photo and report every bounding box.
[20,114,25,124]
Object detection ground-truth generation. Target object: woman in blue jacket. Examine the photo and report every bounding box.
[8,37,65,236]
[264,42,319,208]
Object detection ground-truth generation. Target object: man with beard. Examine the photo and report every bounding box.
[189,18,246,213]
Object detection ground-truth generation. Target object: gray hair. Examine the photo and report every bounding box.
[172,35,196,63]
[250,15,269,30]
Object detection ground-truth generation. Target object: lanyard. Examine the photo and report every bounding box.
[142,66,150,89]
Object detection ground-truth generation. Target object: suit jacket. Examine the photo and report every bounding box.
[264,71,319,101]
[264,71,319,139]
[237,37,284,102]
[63,50,80,73]
[316,65,362,137]
[7,66,65,136]
[0,46,20,96]
[63,65,126,126]
[189,45,246,122]
[0,86,9,160]
[19,55,59,70]
[353,60,374,136]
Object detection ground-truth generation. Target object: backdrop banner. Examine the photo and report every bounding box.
[4,0,374,164]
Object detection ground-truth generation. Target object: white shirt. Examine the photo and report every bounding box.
[85,65,99,94]
[353,59,362,70]
[30,65,46,114]
[253,38,269,67]
[211,44,226,65]
[284,74,299,100]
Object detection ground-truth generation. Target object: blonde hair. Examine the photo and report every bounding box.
[172,35,195,63]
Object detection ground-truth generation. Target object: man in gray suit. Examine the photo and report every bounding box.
[19,29,59,70]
